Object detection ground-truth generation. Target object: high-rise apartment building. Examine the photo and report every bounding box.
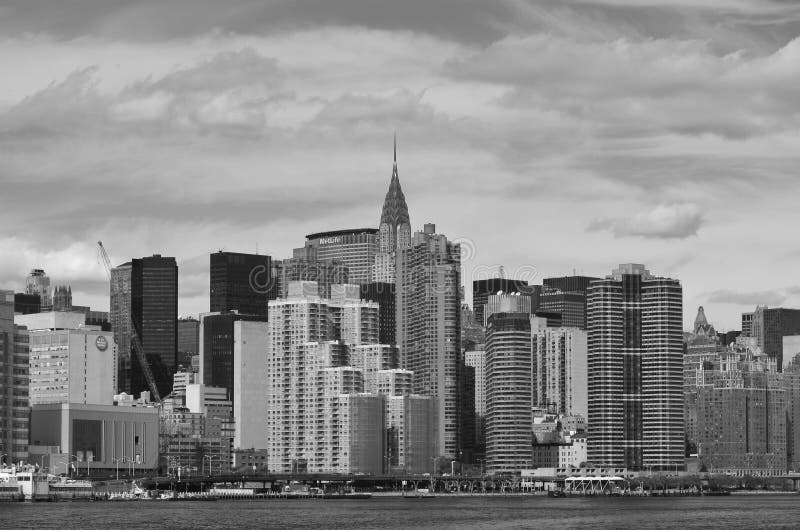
[233,320,268,451]
[472,277,529,330]
[385,394,437,474]
[531,318,588,418]
[396,224,463,458]
[587,264,684,471]
[1,291,30,463]
[210,251,271,318]
[485,312,532,473]
[464,349,486,454]
[302,229,378,286]
[110,255,178,398]
[746,306,800,371]
[271,257,349,299]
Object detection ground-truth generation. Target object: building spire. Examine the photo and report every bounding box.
[393,131,397,164]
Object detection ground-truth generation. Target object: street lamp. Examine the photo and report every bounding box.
[203,455,214,477]
[113,458,124,481]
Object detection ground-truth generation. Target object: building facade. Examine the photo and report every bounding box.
[531,319,588,418]
[485,312,532,473]
[1,291,30,463]
[587,264,684,471]
[540,276,599,330]
[396,225,463,458]
[233,320,268,451]
[747,306,800,371]
[210,251,271,318]
[303,229,378,286]
[472,277,529,330]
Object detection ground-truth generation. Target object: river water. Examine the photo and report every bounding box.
[1,495,798,529]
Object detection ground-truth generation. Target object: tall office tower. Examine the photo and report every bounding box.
[1,292,30,463]
[302,229,378,285]
[233,320,268,451]
[742,311,754,337]
[110,255,178,398]
[199,311,268,400]
[540,275,600,330]
[746,306,800,371]
[531,317,588,418]
[13,293,41,315]
[396,224,463,457]
[27,326,117,406]
[210,251,271,318]
[472,277,529,330]
[361,282,396,345]
[272,257,349,299]
[25,269,51,309]
[485,312,532,473]
[483,292,532,326]
[266,282,385,473]
[177,317,199,369]
[51,285,73,312]
[587,264,684,471]
[373,136,411,283]
[784,354,800,471]
[692,340,786,475]
[464,349,487,454]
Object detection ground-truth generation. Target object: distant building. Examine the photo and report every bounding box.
[483,293,531,327]
[232,320,268,451]
[531,318,588,418]
[1,291,30,463]
[350,344,399,393]
[464,349,486,454]
[25,269,51,310]
[385,394,437,474]
[13,293,41,315]
[302,229,378,285]
[51,285,72,312]
[372,136,411,283]
[376,369,413,397]
[784,353,800,471]
[747,306,800,371]
[587,264,684,471]
[210,251,271,318]
[485,312,532,473]
[110,255,178,398]
[472,277,529,330]
[271,257,349,299]
[360,282,396,345]
[177,317,199,369]
[540,275,599,330]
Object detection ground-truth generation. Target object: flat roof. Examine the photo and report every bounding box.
[306,228,378,240]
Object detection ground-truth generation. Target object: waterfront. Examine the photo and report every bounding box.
[1,495,799,529]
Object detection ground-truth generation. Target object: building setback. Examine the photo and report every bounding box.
[210,251,271,318]
[396,224,464,458]
[485,312,532,473]
[587,264,684,471]
[472,277,529,330]
[110,255,178,399]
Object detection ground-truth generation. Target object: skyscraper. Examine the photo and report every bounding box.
[360,282,396,345]
[210,251,271,318]
[396,224,463,458]
[531,317,588,417]
[373,135,411,283]
[747,306,800,371]
[472,277,529,329]
[271,257,349,299]
[1,291,30,464]
[302,229,378,285]
[587,264,684,471]
[485,312,532,473]
[177,317,199,368]
[110,255,178,398]
[25,269,51,310]
[539,275,599,330]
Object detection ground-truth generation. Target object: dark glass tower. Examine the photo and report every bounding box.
[111,255,178,398]
[540,275,600,330]
[472,278,529,328]
[210,252,271,318]
[200,311,267,399]
[360,282,395,345]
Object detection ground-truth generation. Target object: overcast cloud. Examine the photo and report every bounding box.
[1,0,799,329]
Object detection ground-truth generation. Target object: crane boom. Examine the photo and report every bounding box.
[98,241,162,402]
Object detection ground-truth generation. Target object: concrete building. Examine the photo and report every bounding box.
[110,255,178,398]
[396,224,463,458]
[13,293,41,315]
[15,311,86,331]
[27,327,117,406]
[29,403,160,471]
[531,319,588,418]
[376,369,413,396]
[1,291,30,463]
[210,251,271,318]
[171,370,197,399]
[233,320,268,451]
[485,312,532,473]
[587,264,684,471]
[302,229,378,286]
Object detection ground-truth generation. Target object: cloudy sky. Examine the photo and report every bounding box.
[1,0,799,330]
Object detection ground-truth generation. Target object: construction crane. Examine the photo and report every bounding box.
[97,241,162,402]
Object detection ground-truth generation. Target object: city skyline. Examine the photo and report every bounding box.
[2,1,800,330]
